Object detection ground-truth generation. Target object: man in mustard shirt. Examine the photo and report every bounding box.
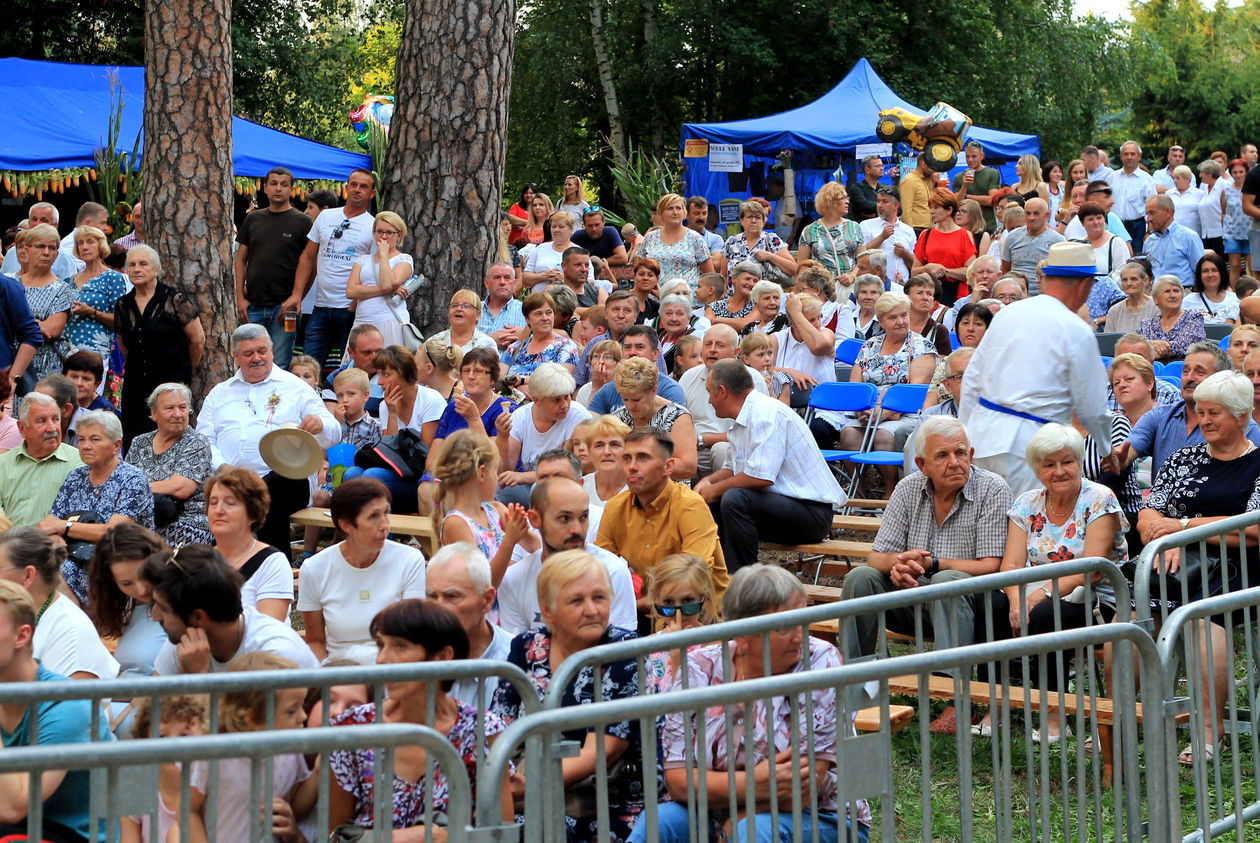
[597,427,730,607]
[0,393,81,527]
[900,155,937,232]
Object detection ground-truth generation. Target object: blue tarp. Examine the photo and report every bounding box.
[0,58,370,179]
[680,58,1040,211]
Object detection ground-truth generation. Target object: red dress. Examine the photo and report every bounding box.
[913,226,977,304]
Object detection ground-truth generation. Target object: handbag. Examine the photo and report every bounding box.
[63,511,107,568]
[353,428,429,483]
[393,305,424,353]
[564,757,628,821]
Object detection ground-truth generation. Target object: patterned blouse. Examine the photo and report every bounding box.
[1008,478,1128,606]
[22,279,75,381]
[52,460,155,601]
[638,228,711,286]
[1139,309,1206,360]
[798,218,864,276]
[443,503,504,562]
[491,625,643,842]
[855,331,937,391]
[64,269,128,358]
[124,428,214,546]
[501,333,580,379]
[1224,184,1251,240]
[710,295,756,320]
[329,702,507,828]
[721,231,788,279]
[615,400,690,435]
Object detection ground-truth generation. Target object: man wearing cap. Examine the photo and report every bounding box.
[196,323,340,559]
[959,241,1110,496]
[859,186,916,287]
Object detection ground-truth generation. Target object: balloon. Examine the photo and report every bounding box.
[327,443,357,468]
[349,94,394,151]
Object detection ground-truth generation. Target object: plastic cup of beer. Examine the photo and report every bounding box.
[283,309,298,332]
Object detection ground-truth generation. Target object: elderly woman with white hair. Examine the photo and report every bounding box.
[1137,370,1260,764]
[114,244,205,443]
[38,409,155,603]
[1167,165,1205,236]
[740,279,788,335]
[706,260,763,332]
[629,563,870,843]
[651,291,709,373]
[974,423,1128,741]
[123,383,214,545]
[943,255,1002,329]
[1139,275,1206,361]
[498,362,592,504]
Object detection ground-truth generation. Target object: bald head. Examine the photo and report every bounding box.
[1024,198,1049,234]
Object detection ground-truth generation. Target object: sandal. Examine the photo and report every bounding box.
[1178,741,1219,767]
[929,704,960,735]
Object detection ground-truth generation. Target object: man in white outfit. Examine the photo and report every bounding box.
[959,241,1111,496]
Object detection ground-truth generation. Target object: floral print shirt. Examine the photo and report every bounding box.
[52,460,155,601]
[721,231,788,279]
[124,429,214,546]
[64,270,128,358]
[329,702,507,828]
[1008,478,1128,605]
[1139,309,1206,360]
[855,331,937,391]
[639,228,711,286]
[23,280,75,381]
[501,334,580,379]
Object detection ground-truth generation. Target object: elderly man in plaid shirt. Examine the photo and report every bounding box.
[841,415,1011,734]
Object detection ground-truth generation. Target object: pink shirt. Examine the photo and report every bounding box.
[0,416,20,451]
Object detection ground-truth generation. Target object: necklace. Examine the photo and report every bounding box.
[35,591,56,625]
[1207,441,1256,460]
[1045,492,1072,519]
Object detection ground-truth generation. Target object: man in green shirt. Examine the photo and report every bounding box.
[0,392,81,527]
[951,140,1003,231]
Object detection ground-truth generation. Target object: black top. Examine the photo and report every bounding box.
[570,226,624,259]
[848,178,879,221]
[114,283,198,388]
[235,207,313,306]
[1147,444,1260,518]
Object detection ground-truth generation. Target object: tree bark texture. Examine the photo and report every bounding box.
[385,0,515,336]
[589,0,627,166]
[142,0,237,403]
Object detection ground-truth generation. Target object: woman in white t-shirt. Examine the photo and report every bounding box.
[297,477,427,664]
[205,467,294,622]
[1183,252,1239,325]
[0,527,118,680]
[523,211,593,292]
[346,211,415,346]
[375,345,447,445]
[498,363,592,502]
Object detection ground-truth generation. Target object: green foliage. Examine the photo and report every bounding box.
[88,73,143,239]
[605,138,683,230]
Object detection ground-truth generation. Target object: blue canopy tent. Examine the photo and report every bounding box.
[0,58,370,178]
[680,59,1039,222]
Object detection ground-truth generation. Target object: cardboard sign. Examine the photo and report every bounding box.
[684,139,709,158]
[709,143,744,172]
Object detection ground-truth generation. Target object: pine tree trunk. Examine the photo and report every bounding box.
[142,0,237,402]
[384,0,516,337]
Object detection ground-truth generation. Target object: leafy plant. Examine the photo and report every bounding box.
[362,119,390,209]
[604,137,681,230]
[88,71,142,241]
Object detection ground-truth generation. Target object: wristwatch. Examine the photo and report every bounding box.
[1041,585,1053,599]
[63,520,73,538]
[927,556,941,576]
[1178,517,1191,531]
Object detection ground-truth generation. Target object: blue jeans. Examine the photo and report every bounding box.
[626,802,864,843]
[247,305,295,369]
[303,306,355,370]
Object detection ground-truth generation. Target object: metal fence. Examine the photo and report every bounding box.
[0,723,466,843]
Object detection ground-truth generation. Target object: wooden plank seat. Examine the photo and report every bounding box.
[290,507,439,556]
[803,584,845,604]
[846,498,888,510]
[855,704,915,733]
[831,514,881,532]
[762,540,872,558]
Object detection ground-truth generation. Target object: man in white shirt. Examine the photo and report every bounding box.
[144,544,318,674]
[1,202,81,278]
[695,360,846,572]
[497,477,636,635]
[960,241,1111,496]
[426,542,513,708]
[197,324,340,557]
[284,168,376,367]
[859,187,916,288]
[58,202,109,257]
[1111,141,1158,253]
[1000,198,1064,295]
[679,325,769,477]
[1153,144,1196,194]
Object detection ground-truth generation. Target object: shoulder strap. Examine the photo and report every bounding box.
[239,545,280,582]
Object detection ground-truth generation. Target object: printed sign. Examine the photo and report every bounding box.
[684,139,709,158]
[709,143,744,172]
[718,202,741,224]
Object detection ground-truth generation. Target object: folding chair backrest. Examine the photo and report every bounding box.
[808,381,878,414]
[835,337,865,365]
[878,383,931,415]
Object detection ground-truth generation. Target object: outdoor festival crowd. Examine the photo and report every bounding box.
[0,137,1259,841]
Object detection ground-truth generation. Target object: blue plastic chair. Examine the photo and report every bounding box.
[835,337,865,365]
[806,382,879,462]
[1219,334,1232,351]
[1151,360,1166,376]
[1100,356,1113,370]
[1157,375,1181,389]
[1163,360,1184,380]
[841,383,931,497]
[948,332,962,351]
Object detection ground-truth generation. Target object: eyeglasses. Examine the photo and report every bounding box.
[332,219,352,240]
[654,599,706,618]
[943,373,965,382]
[450,302,477,311]
[1087,189,1112,196]
[372,229,399,237]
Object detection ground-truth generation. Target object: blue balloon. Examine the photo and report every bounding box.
[327,443,357,468]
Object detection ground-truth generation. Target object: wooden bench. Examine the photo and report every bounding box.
[803,584,845,604]
[832,514,881,533]
[855,704,914,733]
[808,619,921,646]
[763,539,872,582]
[846,498,888,511]
[290,507,439,556]
[885,672,1187,786]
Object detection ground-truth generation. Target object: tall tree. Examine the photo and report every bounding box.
[143,0,237,400]
[384,0,515,336]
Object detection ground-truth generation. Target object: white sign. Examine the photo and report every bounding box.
[709,143,744,172]
[856,143,892,159]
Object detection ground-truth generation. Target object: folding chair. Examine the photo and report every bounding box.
[835,337,865,365]
[840,383,930,501]
[1163,360,1184,380]
[805,382,878,464]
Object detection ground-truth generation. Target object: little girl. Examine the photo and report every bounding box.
[740,333,792,403]
[434,429,532,587]
[566,418,597,474]
[289,355,322,391]
[670,334,703,380]
[121,695,210,843]
[195,653,317,842]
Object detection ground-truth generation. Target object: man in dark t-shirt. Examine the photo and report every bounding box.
[1241,163,1260,259]
[235,166,314,367]
[570,208,628,264]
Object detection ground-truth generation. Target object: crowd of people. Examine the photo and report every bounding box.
[1,141,1260,841]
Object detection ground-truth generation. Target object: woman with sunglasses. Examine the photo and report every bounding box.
[643,553,720,694]
[346,210,415,347]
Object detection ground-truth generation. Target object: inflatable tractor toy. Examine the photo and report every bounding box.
[875,102,972,172]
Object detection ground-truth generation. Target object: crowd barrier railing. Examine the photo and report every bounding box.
[0,723,466,843]
[479,623,1172,843]
[1156,584,1260,841]
[1132,510,1260,627]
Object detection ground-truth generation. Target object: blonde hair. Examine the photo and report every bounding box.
[590,339,623,363]
[528,193,554,228]
[374,210,408,240]
[132,694,209,740]
[0,579,34,631]
[433,429,499,506]
[1110,352,1157,399]
[537,549,610,613]
[739,332,772,359]
[74,225,110,260]
[219,653,298,733]
[670,334,702,379]
[957,199,986,234]
[613,355,659,395]
[450,288,481,310]
[581,414,631,448]
[814,182,849,216]
[647,553,721,628]
[874,291,911,319]
[568,419,598,452]
[1016,154,1044,192]
[333,366,370,393]
[424,335,464,374]
[738,200,768,221]
[289,355,321,381]
[549,210,577,229]
[655,193,686,218]
[23,223,59,247]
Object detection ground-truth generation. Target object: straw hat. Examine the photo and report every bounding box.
[259,424,324,480]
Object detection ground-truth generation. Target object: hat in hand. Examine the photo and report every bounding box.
[259,424,324,480]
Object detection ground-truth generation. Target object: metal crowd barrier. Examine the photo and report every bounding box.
[0,723,467,843]
[479,623,1171,843]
